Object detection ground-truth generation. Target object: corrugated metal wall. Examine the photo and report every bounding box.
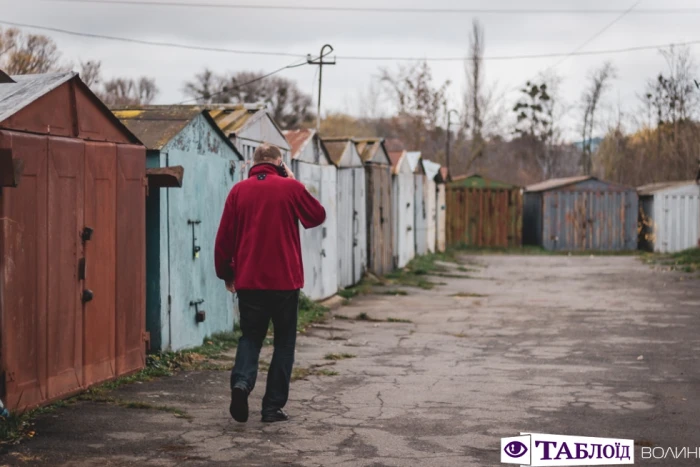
[319,165,339,298]
[648,185,700,253]
[366,164,393,276]
[446,187,523,248]
[541,190,638,251]
[338,167,367,288]
[425,178,437,253]
[296,161,329,300]
[436,184,446,252]
[393,172,415,268]
[414,174,427,256]
[155,117,241,351]
[0,132,146,411]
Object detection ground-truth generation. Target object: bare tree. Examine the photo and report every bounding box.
[461,19,507,170]
[100,77,158,106]
[182,69,314,129]
[580,62,615,175]
[0,27,62,75]
[379,61,450,151]
[78,60,102,88]
[465,19,485,143]
[79,60,158,105]
[646,46,698,126]
[380,61,449,130]
[356,79,384,120]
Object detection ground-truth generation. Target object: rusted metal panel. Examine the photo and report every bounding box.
[446,186,522,248]
[0,148,24,187]
[83,142,117,387]
[46,137,84,401]
[538,188,638,251]
[0,72,75,133]
[0,131,49,410]
[365,164,393,276]
[0,73,147,411]
[115,145,146,375]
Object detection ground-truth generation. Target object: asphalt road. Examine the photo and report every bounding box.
[3,254,699,466]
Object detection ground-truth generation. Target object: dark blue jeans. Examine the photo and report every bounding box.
[231,289,299,414]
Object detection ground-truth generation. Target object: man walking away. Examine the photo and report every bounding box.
[215,143,326,423]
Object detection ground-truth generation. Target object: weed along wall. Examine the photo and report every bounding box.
[285,129,339,301]
[115,107,244,352]
[0,71,148,411]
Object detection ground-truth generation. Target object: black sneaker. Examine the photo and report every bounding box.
[261,409,289,423]
[229,386,249,423]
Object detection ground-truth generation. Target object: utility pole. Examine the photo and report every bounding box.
[445,109,459,176]
[307,44,335,163]
[307,44,336,134]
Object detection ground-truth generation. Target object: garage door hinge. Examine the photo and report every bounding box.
[142,176,149,196]
[142,331,151,351]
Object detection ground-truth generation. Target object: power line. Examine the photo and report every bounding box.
[547,0,641,71]
[31,0,700,15]
[178,50,329,104]
[2,19,699,62]
[338,42,700,61]
[0,20,304,58]
[177,58,308,104]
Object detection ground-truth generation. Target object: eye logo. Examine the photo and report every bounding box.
[504,441,528,458]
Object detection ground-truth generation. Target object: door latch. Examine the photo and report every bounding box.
[190,299,206,323]
[188,220,202,259]
[82,289,94,303]
[81,226,93,243]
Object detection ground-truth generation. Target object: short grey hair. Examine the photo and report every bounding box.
[254,143,282,164]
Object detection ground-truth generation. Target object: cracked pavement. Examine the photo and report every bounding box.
[3,254,700,466]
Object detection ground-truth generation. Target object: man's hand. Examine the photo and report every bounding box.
[281,161,295,180]
[225,279,236,293]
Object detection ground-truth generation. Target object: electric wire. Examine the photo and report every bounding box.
[29,0,700,15]
[2,20,698,62]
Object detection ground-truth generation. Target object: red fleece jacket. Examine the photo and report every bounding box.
[214,163,326,291]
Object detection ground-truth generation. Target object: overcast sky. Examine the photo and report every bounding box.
[3,0,700,141]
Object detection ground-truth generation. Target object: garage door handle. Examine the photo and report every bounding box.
[78,258,87,280]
